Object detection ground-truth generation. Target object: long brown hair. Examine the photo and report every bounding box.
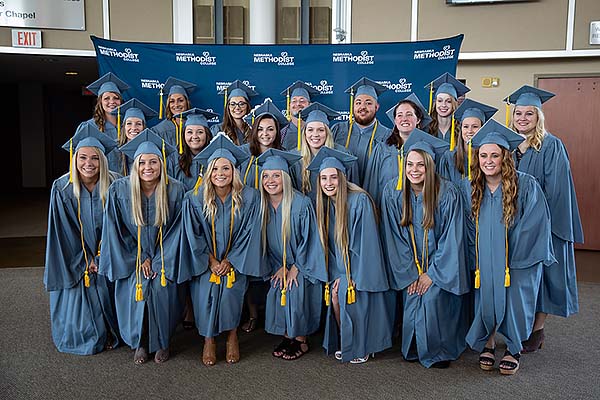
[471,147,518,226]
[221,104,251,145]
[179,125,212,177]
[248,114,282,156]
[386,100,426,148]
[93,93,123,132]
[428,96,459,141]
[165,94,191,120]
[399,150,440,230]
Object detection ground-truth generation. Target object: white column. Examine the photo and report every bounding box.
[19,83,46,188]
[249,0,276,44]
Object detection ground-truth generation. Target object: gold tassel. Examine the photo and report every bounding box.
[505,102,510,127]
[504,225,510,287]
[178,115,183,154]
[251,110,255,126]
[159,89,164,119]
[135,226,144,302]
[347,285,356,305]
[468,140,473,181]
[280,289,287,306]
[159,226,167,287]
[193,175,203,195]
[162,140,169,185]
[223,87,228,116]
[504,268,511,287]
[324,283,330,306]
[254,159,259,189]
[227,268,235,288]
[474,268,480,289]
[286,88,291,121]
[117,107,121,142]
[450,116,456,151]
[297,115,302,152]
[135,283,143,302]
[84,270,90,288]
[348,88,354,126]
[68,139,73,183]
[161,270,167,287]
[395,148,403,190]
[209,272,221,285]
[428,83,434,114]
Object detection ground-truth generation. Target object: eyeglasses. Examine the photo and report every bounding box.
[228,101,248,109]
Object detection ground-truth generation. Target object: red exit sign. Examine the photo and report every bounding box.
[11,29,42,48]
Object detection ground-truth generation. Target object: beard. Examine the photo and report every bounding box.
[353,112,376,126]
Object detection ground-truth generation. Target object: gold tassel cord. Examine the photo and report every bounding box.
[210,200,235,286]
[280,236,287,307]
[323,199,331,307]
[159,89,164,120]
[117,107,121,142]
[297,116,302,152]
[345,88,354,149]
[474,217,480,289]
[223,88,228,117]
[159,226,167,287]
[193,165,204,195]
[178,115,184,155]
[395,147,404,191]
[408,224,428,276]
[428,83,434,115]
[468,140,473,181]
[76,197,91,288]
[450,116,456,151]
[344,252,355,305]
[68,139,74,183]
[243,156,255,185]
[367,120,378,158]
[504,225,510,287]
[135,225,144,302]
[286,88,291,121]
[505,102,510,127]
[162,140,169,185]
[254,158,259,189]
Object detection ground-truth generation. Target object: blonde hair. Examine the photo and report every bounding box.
[471,147,518,227]
[510,105,546,151]
[259,170,294,254]
[400,150,440,230]
[300,122,335,194]
[429,96,459,141]
[201,157,244,220]
[129,154,169,227]
[69,147,113,204]
[118,118,147,146]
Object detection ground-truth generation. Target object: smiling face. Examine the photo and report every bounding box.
[256,117,277,149]
[513,105,538,135]
[228,96,249,119]
[353,94,379,125]
[435,93,454,118]
[101,92,121,115]
[319,167,339,198]
[125,117,144,142]
[305,121,328,150]
[262,169,284,197]
[184,125,208,154]
[461,116,482,143]
[290,95,309,117]
[395,103,421,135]
[210,157,234,189]
[478,143,503,179]
[76,146,100,182]
[405,150,426,189]
[168,93,188,115]
[137,154,162,184]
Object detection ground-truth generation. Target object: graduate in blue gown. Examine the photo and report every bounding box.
[107,98,157,175]
[151,77,196,148]
[425,73,470,146]
[291,102,359,204]
[438,99,497,185]
[44,123,121,355]
[99,129,185,364]
[505,85,584,352]
[331,77,392,185]
[166,108,217,191]
[363,93,432,206]
[210,80,258,145]
[177,133,268,366]
[257,149,327,360]
[461,120,555,375]
[308,147,393,364]
[82,72,130,142]
[279,81,319,151]
[380,129,469,368]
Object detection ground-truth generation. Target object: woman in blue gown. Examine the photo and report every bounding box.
[177,133,268,366]
[152,76,196,148]
[257,149,327,360]
[100,129,185,364]
[82,72,129,141]
[380,129,470,368]
[506,85,584,352]
[308,147,393,364]
[44,122,121,355]
[363,93,432,206]
[210,80,258,145]
[462,120,554,375]
[425,73,470,146]
[438,99,497,185]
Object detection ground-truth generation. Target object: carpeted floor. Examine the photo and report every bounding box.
[0,267,598,400]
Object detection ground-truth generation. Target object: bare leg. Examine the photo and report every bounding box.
[533,312,547,331]
[226,329,240,363]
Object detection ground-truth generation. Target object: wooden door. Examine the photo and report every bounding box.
[538,76,600,250]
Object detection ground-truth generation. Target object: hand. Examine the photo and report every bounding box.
[208,254,221,275]
[88,260,98,274]
[407,279,419,296]
[270,266,286,289]
[219,259,233,276]
[416,273,433,296]
[287,265,299,290]
[141,258,156,279]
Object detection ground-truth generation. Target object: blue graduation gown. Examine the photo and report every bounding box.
[331,119,391,185]
[461,172,555,355]
[281,120,301,151]
[44,174,120,355]
[438,149,469,186]
[515,133,583,317]
[238,144,261,190]
[166,154,203,191]
[435,128,452,143]
[177,186,268,337]
[322,191,394,362]
[264,192,327,337]
[151,118,180,148]
[210,123,247,145]
[83,118,118,142]
[99,177,185,353]
[380,180,470,367]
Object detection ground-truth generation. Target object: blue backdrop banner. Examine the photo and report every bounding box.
[91,35,463,127]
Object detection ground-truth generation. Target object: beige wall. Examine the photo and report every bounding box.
[0,0,103,49]
[351,0,411,43]
[574,0,600,50]
[110,0,173,42]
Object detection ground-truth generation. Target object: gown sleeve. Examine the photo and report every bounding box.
[176,192,210,283]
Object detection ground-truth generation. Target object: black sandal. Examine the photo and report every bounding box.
[499,350,520,375]
[479,347,496,371]
[282,339,309,361]
[183,320,195,330]
[272,338,293,358]
[241,317,257,333]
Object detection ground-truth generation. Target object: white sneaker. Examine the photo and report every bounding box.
[350,354,370,364]
[334,350,342,360]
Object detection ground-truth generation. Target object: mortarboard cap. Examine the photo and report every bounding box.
[345,77,387,100]
[243,99,289,128]
[471,119,524,151]
[454,98,497,124]
[63,121,118,155]
[193,132,250,169]
[306,146,358,175]
[181,108,219,128]
[504,85,555,109]
[161,76,197,99]
[119,128,177,161]
[299,102,340,127]
[111,98,157,124]
[256,148,302,174]
[281,81,319,101]
[402,128,449,159]
[386,93,433,129]
[219,80,259,100]
[426,72,470,99]
[86,72,130,97]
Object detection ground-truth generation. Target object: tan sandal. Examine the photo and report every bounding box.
[226,335,240,364]
[202,340,217,366]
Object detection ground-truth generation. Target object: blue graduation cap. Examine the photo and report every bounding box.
[194,132,250,169]
[425,72,470,99]
[86,72,130,97]
[386,93,433,129]
[281,81,319,101]
[454,98,497,124]
[471,119,524,151]
[111,98,157,124]
[243,99,289,128]
[256,148,302,174]
[181,108,219,128]
[504,85,555,109]
[119,128,177,161]
[218,80,259,100]
[306,146,358,175]
[345,77,388,100]
[161,76,197,99]
[402,128,449,159]
[63,121,118,155]
[299,102,340,127]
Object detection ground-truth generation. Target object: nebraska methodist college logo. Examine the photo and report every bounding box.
[253,51,295,66]
[332,50,375,65]
[380,78,413,94]
[140,79,163,89]
[175,51,217,66]
[215,80,257,92]
[307,80,334,95]
[97,46,140,63]
[413,45,456,61]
